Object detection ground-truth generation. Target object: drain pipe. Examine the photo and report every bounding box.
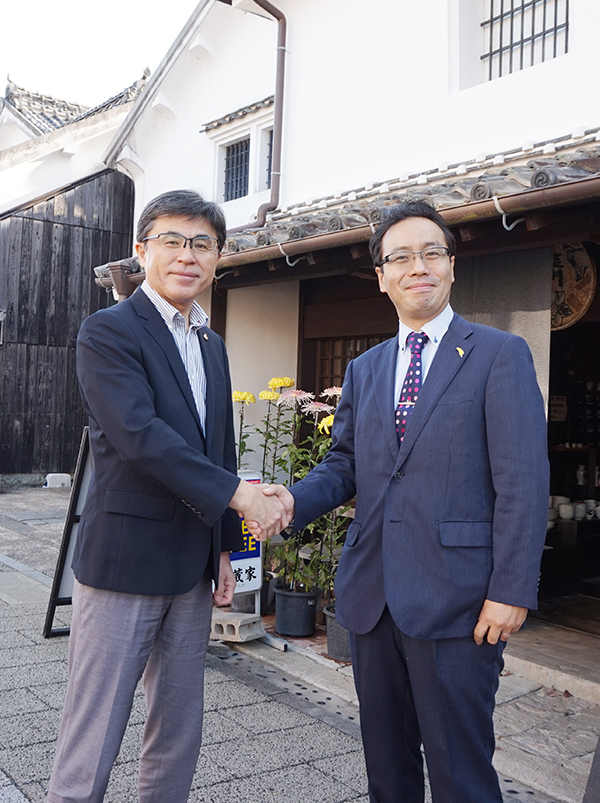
[228,0,286,233]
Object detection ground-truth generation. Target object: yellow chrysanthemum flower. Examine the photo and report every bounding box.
[318,414,335,435]
[232,391,256,404]
[259,390,281,401]
[268,376,295,390]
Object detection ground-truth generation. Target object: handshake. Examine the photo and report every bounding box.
[229,480,295,540]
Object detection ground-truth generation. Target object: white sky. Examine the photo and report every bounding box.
[1,0,200,107]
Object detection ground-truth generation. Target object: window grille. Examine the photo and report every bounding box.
[224,138,250,201]
[316,335,393,391]
[481,0,569,81]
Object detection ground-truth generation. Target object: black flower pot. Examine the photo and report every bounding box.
[323,605,352,662]
[274,586,321,637]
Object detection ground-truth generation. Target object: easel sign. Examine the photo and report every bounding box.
[43,427,93,638]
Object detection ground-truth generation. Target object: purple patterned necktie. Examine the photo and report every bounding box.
[396,331,429,444]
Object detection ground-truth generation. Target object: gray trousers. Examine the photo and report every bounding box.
[584,738,600,803]
[47,575,213,803]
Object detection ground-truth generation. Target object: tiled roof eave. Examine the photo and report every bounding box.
[218,172,600,269]
[201,95,275,132]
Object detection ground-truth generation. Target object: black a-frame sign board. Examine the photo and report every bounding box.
[43,427,93,638]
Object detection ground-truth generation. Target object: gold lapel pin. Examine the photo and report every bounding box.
[203,333,209,340]
[456,347,464,358]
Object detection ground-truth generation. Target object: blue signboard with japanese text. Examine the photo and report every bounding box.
[230,473,262,594]
[230,520,262,594]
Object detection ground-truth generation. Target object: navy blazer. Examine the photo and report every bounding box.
[291,314,549,640]
[72,289,243,596]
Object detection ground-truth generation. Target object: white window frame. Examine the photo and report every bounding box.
[448,0,569,92]
[205,107,274,204]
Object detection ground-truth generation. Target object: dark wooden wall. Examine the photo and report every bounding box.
[0,170,134,474]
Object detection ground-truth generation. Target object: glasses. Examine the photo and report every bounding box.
[143,233,220,254]
[381,246,450,266]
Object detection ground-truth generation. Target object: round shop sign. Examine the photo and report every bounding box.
[551,243,596,330]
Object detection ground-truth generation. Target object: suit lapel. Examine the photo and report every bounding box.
[397,315,474,465]
[371,337,401,462]
[198,326,217,451]
[130,290,204,437]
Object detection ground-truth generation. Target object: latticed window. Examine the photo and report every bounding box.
[481,0,569,81]
[224,139,250,201]
[316,335,393,391]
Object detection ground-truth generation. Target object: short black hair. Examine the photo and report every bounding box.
[136,190,227,252]
[369,202,456,267]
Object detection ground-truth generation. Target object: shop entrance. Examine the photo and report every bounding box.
[536,241,600,635]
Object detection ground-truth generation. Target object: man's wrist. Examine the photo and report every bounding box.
[228,478,249,510]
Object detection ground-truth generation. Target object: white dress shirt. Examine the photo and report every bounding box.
[140,280,208,432]
[393,304,454,409]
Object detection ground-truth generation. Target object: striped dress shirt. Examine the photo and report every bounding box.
[140,280,208,432]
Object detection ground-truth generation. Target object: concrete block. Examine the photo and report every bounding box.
[43,474,71,488]
[211,610,265,642]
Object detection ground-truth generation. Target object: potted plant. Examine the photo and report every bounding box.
[231,378,296,615]
[272,529,325,637]
[320,505,353,661]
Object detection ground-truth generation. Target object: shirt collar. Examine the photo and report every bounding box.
[398,304,454,351]
[141,280,209,331]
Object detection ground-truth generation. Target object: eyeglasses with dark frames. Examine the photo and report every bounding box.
[381,246,450,266]
[143,232,220,254]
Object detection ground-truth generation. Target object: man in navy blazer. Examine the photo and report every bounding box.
[270,202,549,802]
[47,190,289,803]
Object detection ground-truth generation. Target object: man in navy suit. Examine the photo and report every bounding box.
[47,190,289,803]
[268,202,549,802]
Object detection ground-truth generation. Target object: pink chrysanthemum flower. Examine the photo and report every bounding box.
[302,401,335,415]
[321,386,342,399]
[277,389,314,408]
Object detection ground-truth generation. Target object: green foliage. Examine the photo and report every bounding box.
[238,381,350,592]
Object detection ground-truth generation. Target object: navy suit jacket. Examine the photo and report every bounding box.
[291,313,549,640]
[72,289,243,596]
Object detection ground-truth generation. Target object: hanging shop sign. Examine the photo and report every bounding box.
[551,243,596,330]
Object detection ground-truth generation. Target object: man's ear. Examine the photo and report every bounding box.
[135,241,146,268]
[375,265,387,295]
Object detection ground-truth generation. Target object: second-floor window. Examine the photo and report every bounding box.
[224,138,250,201]
[481,0,569,81]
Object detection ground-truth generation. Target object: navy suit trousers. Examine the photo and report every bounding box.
[350,606,505,803]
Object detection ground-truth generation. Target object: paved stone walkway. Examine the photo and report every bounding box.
[0,487,592,802]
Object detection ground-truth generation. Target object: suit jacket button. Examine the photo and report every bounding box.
[394,471,403,480]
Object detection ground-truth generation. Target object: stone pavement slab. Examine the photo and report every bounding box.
[506,618,600,704]
[0,486,589,802]
[0,574,49,606]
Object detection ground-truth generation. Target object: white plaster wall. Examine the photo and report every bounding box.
[120,1,277,232]
[114,0,599,228]
[0,106,132,215]
[275,0,600,205]
[0,119,31,151]
[225,281,299,474]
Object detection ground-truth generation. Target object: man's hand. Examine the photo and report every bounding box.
[473,599,528,645]
[212,552,236,606]
[262,484,295,522]
[243,484,296,539]
[228,480,292,540]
